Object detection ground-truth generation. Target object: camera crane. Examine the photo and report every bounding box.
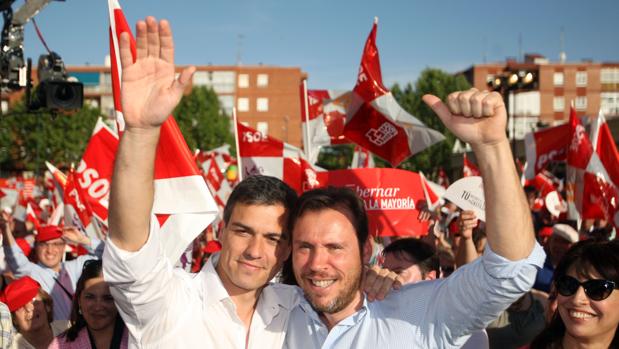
[1,0,82,110]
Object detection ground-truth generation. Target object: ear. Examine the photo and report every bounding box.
[424,270,437,281]
[362,238,373,265]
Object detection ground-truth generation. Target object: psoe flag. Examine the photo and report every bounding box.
[108,0,218,262]
[343,19,444,166]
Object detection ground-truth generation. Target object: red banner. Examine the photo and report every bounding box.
[313,168,429,237]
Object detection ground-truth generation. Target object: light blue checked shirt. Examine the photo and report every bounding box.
[3,239,104,321]
[285,242,546,349]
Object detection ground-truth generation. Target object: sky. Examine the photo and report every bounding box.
[17,0,619,90]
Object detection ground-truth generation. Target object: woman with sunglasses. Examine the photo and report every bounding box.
[49,260,128,349]
[531,239,619,348]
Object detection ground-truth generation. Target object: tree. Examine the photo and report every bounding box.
[0,99,99,173]
[389,68,471,178]
[173,86,234,153]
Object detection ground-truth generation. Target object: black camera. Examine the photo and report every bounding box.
[35,52,83,110]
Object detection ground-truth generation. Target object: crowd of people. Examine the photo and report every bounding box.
[0,15,617,349]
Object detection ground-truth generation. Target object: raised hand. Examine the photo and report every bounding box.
[457,210,478,240]
[119,17,195,130]
[422,88,507,146]
[62,226,90,246]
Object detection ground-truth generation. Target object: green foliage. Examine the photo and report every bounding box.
[316,144,354,170]
[390,68,470,177]
[173,86,234,154]
[0,100,99,173]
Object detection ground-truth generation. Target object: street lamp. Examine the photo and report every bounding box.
[487,70,537,155]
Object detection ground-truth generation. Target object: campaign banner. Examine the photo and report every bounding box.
[444,176,486,222]
[314,168,429,237]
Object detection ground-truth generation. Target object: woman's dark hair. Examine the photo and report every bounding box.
[65,259,125,342]
[530,239,619,348]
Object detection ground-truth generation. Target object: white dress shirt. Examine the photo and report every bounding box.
[103,219,301,349]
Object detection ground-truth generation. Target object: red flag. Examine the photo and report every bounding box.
[237,121,322,194]
[109,0,218,261]
[75,118,118,225]
[590,111,619,187]
[313,168,430,237]
[462,153,480,177]
[26,203,41,231]
[64,169,94,231]
[343,20,444,166]
[524,123,571,179]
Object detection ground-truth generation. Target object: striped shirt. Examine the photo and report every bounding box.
[284,242,546,349]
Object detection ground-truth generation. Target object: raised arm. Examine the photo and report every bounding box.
[423,89,535,261]
[108,17,194,251]
[1,212,35,276]
[454,210,480,267]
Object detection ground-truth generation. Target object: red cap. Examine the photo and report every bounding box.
[203,240,222,254]
[0,276,40,312]
[15,238,32,257]
[36,225,63,243]
[539,226,554,238]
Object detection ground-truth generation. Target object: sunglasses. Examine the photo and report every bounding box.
[555,275,617,301]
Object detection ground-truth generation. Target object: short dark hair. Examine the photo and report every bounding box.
[223,175,298,225]
[382,238,439,277]
[288,186,369,252]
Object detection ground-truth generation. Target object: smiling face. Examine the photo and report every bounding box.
[79,276,117,332]
[557,266,619,346]
[35,238,66,271]
[292,207,369,317]
[13,294,49,333]
[216,203,290,294]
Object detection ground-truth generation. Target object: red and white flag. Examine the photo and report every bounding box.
[342,19,444,166]
[351,145,375,168]
[75,118,118,225]
[462,153,480,177]
[109,0,218,261]
[590,110,619,187]
[45,161,67,209]
[64,168,102,239]
[420,172,445,210]
[26,203,41,231]
[566,107,619,226]
[300,85,350,162]
[524,123,571,179]
[237,121,322,194]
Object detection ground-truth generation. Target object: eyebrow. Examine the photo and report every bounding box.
[229,222,286,240]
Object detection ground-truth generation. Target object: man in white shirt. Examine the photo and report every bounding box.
[102,17,398,348]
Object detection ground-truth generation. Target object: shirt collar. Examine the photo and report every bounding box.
[200,252,232,305]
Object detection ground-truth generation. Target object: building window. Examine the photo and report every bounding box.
[238,74,249,88]
[553,72,564,86]
[601,68,619,84]
[257,74,269,87]
[575,72,588,86]
[553,97,564,112]
[237,97,249,112]
[600,92,619,115]
[256,122,269,137]
[575,96,587,110]
[256,98,269,112]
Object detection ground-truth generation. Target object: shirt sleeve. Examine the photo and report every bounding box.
[102,216,195,346]
[3,242,35,278]
[396,241,546,347]
[85,236,105,257]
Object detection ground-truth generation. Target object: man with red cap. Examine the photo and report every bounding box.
[2,217,105,321]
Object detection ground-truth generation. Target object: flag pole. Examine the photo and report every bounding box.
[301,79,313,162]
[232,107,243,182]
